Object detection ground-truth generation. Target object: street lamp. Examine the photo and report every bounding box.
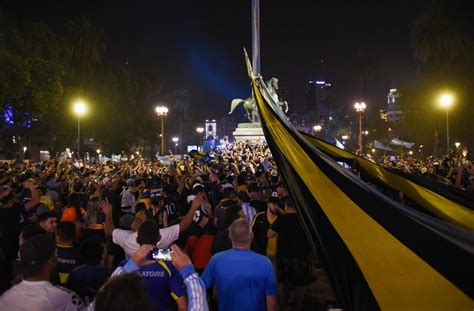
[354,102,367,154]
[155,105,169,156]
[172,137,179,155]
[341,135,349,141]
[438,93,454,156]
[313,125,322,135]
[196,127,204,148]
[73,99,87,160]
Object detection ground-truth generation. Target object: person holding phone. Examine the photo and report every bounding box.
[111,220,187,311]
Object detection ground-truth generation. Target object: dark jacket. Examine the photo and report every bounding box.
[251,211,270,255]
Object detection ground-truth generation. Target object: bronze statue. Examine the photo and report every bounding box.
[229,77,288,123]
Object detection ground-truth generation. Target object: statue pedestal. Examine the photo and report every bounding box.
[232,123,265,142]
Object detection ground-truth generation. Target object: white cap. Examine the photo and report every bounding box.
[193,183,204,189]
[221,183,234,189]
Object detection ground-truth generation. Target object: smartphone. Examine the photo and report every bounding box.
[151,248,172,261]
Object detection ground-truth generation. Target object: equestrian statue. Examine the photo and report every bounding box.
[229,77,289,123]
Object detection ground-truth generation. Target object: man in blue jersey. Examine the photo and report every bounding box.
[201,219,278,311]
[112,220,187,311]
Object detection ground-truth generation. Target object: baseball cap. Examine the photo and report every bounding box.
[221,183,234,189]
[193,183,204,189]
[126,179,135,187]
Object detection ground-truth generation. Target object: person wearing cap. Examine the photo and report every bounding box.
[251,196,284,271]
[102,192,206,258]
[0,235,84,310]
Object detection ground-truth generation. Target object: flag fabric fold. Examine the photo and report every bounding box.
[299,132,474,231]
[249,68,474,310]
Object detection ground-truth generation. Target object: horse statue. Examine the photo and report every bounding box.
[229,77,289,123]
[266,78,289,114]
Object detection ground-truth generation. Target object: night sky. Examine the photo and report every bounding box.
[2,0,444,118]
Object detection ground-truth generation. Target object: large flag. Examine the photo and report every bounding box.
[299,132,474,231]
[247,58,474,310]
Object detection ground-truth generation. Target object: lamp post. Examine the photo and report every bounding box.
[73,100,87,160]
[196,127,204,148]
[354,102,367,154]
[172,137,179,155]
[438,93,454,156]
[155,105,169,156]
[313,125,322,136]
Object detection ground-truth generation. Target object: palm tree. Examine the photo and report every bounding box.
[66,17,105,87]
[171,88,190,154]
[411,0,468,67]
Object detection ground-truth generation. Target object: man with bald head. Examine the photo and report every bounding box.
[201,219,278,311]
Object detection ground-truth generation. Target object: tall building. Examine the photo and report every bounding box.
[304,80,332,124]
[386,88,402,122]
[205,119,217,139]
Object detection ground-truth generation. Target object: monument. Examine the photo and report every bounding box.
[229,77,288,142]
[228,1,289,143]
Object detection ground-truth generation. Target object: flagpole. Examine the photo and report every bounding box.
[252,0,260,74]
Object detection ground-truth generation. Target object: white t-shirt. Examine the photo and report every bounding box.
[0,280,83,311]
[112,224,180,257]
[120,188,136,212]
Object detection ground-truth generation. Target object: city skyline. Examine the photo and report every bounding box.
[1,0,451,116]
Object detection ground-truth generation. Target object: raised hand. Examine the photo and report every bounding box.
[170,244,192,270]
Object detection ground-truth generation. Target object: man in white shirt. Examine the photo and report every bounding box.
[0,235,83,310]
[102,192,206,257]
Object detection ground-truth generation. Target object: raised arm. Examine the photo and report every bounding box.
[101,198,115,236]
[179,192,204,232]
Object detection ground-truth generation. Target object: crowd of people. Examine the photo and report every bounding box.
[1,139,470,310]
[373,151,473,192]
[0,141,315,311]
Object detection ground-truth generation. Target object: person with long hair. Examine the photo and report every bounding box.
[82,197,106,242]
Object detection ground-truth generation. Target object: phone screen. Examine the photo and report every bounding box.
[151,248,172,261]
